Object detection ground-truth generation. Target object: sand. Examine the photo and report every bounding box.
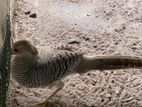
[9,0,142,107]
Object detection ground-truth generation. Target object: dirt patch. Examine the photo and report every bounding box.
[9,0,142,107]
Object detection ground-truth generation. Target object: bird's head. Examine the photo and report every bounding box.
[12,40,38,57]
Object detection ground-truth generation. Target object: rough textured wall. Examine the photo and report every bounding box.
[0,0,8,48]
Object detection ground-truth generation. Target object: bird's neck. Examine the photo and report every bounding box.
[29,45,38,56]
[15,53,37,61]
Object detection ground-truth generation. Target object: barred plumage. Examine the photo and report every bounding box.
[12,48,82,88]
[11,40,142,106]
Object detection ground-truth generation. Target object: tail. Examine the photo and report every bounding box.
[75,55,142,74]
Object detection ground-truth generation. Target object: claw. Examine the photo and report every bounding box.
[36,100,48,107]
[36,81,64,107]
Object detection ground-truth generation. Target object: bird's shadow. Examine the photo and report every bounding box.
[27,100,73,107]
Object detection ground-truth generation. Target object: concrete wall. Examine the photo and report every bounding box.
[0,0,8,48]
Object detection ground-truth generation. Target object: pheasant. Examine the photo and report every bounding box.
[11,40,142,106]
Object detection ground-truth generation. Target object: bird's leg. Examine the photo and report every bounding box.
[46,80,64,101]
[37,80,64,106]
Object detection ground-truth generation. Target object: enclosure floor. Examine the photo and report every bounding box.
[9,0,142,107]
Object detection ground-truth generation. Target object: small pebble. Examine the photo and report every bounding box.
[68,38,80,44]
[25,11,31,15]
[29,13,37,18]
[14,13,18,16]
[93,45,97,48]
[114,24,126,32]
[82,36,90,41]
[131,47,137,50]
[115,42,118,45]
[86,14,91,16]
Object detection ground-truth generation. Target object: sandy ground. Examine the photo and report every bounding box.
[8,0,142,107]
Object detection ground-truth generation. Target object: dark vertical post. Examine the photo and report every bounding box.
[0,0,11,106]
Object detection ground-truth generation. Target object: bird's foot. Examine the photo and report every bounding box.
[36,100,49,107]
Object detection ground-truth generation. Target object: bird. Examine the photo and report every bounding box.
[11,40,142,106]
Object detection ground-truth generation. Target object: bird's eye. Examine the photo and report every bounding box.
[14,48,18,52]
